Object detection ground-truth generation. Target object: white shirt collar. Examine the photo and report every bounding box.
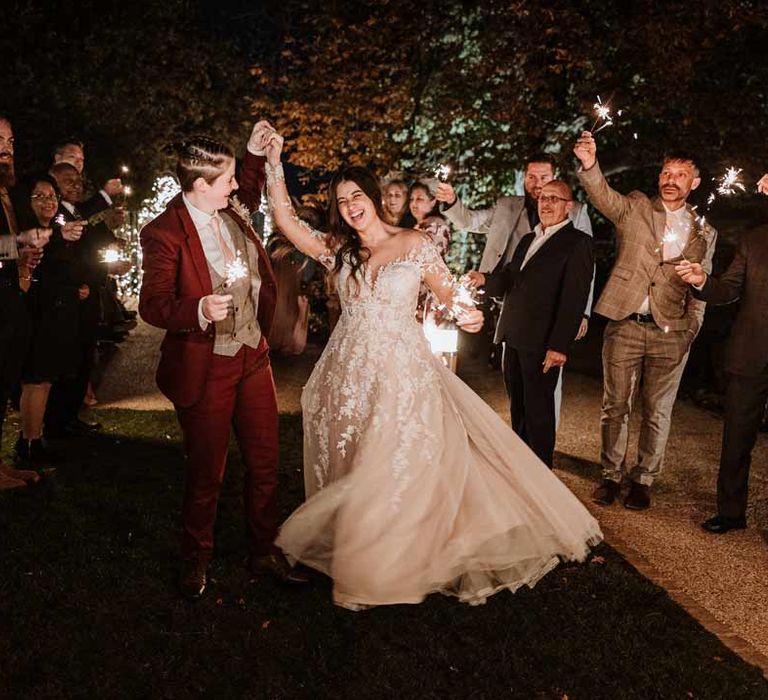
[182,194,218,230]
[533,218,570,238]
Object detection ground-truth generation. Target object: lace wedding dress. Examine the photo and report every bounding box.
[274,233,602,609]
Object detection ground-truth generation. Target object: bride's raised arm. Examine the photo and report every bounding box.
[260,126,336,269]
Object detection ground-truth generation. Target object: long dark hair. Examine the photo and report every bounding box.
[327,166,386,293]
[408,181,442,221]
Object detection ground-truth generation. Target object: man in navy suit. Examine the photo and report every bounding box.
[468,180,593,467]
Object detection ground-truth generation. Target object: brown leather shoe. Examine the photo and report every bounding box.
[624,481,651,510]
[592,479,621,506]
[179,559,208,600]
[249,553,310,585]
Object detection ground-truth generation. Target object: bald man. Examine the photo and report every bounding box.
[468,181,593,467]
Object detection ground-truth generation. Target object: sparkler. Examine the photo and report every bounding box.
[223,250,248,287]
[434,164,452,183]
[123,185,133,197]
[119,164,130,176]
[590,95,618,134]
[661,229,690,263]
[100,247,124,264]
[54,214,66,227]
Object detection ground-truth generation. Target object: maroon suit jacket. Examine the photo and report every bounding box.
[139,152,276,407]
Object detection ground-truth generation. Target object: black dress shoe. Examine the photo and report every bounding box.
[701,514,747,534]
[67,418,102,435]
[179,560,208,600]
[623,481,651,510]
[249,553,310,584]
[15,436,64,465]
[592,479,621,506]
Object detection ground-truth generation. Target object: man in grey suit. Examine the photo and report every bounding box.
[676,172,768,534]
[436,154,594,424]
[574,131,717,510]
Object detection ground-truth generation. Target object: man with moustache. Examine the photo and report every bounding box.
[0,115,50,489]
[574,130,717,510]
[676,173,768,534]
[465,180,593,468]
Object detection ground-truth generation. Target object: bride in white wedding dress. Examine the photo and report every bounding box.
[259,126,602,609]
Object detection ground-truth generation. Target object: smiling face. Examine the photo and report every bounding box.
[523,161,555,201]
[0,119,16,188]
[55,143,85,173]
[537,181,573,229]
[337,179,378,232]
[53,166,84,204]
[30,181,59,225]
[409,185,435,223]
[383,182,407,220]
[192,157,237,212]
[658,159,700,209]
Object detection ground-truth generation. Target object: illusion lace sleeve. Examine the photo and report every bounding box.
[411,235,473,315]
[265,162,336,270]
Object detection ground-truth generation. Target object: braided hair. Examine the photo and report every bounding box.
[164,136,234,192]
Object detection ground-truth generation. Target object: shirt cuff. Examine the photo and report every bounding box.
[246,142,266,157]
[692,277,706,291]
[197,298,210,331]
[100,190,113,206]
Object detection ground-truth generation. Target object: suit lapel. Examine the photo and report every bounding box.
[650,197,667,258]
[171,195,213,296]
[521,223,572,269]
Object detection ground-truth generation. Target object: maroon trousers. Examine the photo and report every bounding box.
[176,340,280,563]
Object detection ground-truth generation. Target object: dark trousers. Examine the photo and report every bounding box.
[717,371,768,519]
[502,343,561,467]
[0,284,30,449]
[175,341,280,564]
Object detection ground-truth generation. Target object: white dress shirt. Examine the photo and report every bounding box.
[636,203,692,314]
[520,218,570,269]
[183,195,237,330]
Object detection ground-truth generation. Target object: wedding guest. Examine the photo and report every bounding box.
[675,172,768,534]
[467,181,593,467]
[574,131,717,510]
[436,154,595,424]
[52,139,124,219]
[44,163,101,439]
[139,126,307,599]
[266,204,316,355]
[409,181,451,257]
[14,174,78,465]
[0,115,50,489]
[382,178,415,228]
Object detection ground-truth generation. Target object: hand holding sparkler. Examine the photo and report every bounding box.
[57,217,86,242]
[574,131,597,170]
[674,260,706,287]
[757,174,768,196]
[201,294,234,322]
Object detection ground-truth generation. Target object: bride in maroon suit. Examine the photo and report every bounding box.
[139,125,307,599]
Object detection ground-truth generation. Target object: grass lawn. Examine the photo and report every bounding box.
[1,409,767,699]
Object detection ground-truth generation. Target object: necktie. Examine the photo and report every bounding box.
[210,215,236,265]
[0,187,30,291]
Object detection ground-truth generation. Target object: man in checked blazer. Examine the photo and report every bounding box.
[676,173,768,534]
[574,130,717,510]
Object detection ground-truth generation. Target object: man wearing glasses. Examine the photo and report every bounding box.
[466,181,594,468]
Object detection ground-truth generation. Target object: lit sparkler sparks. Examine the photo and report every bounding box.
[437,275,484,320]
[661,230,690,263]
[100,247,123,264]
[120,164,130,175]
[224,251,248,287]
[54,214,66,227]
[123,185,133,197]
[716,166,745,197]
[590,95,614,134]
[435,164,452,183]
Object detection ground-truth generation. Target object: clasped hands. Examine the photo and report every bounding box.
[248,120,283,165]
